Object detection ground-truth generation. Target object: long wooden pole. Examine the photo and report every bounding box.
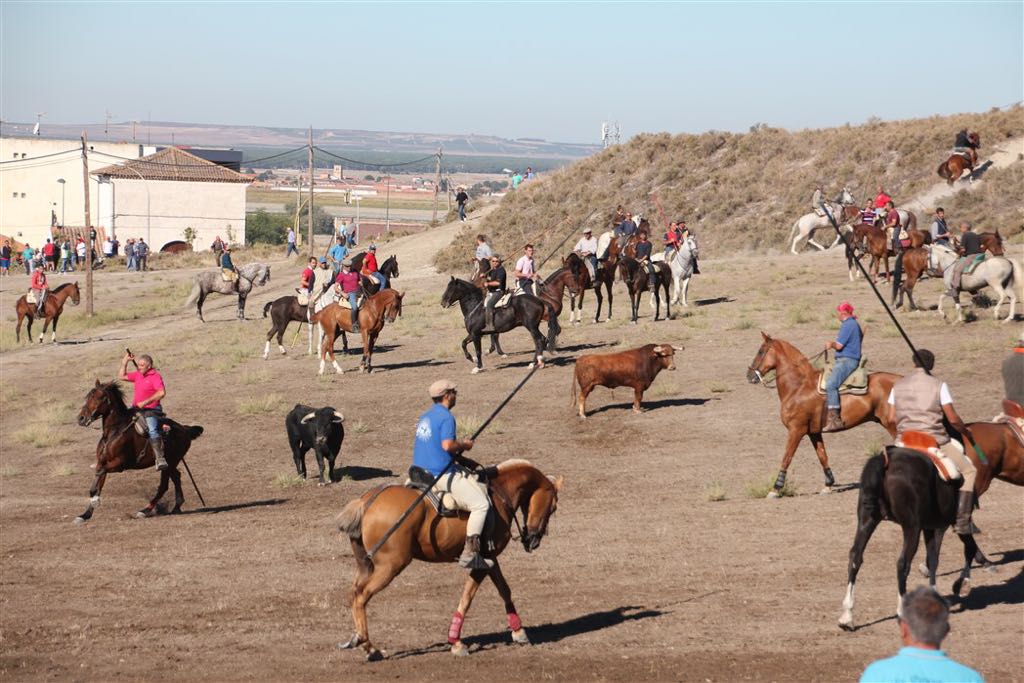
[81,133,94,316]
[431,147,442,224]
[307,126,314,257]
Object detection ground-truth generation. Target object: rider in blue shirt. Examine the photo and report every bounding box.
[412,380,494,570]
[328,238,349,277]
[823,301,863,432]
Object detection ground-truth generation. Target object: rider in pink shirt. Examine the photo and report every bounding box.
[119,350,169,470]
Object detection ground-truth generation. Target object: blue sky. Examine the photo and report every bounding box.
[2,1,1021,143]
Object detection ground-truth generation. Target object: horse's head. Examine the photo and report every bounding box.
[440,276,462,309]
[982,231,1004,256]
[385,291,404,322]
[747,332,780,384]
[497,461,562,553]
[968,132,980,147]
[77,380,119,426]
[838,187,855,205]
[67,281,81,305]
[383,255,399,279]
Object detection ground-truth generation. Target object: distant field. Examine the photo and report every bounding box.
[246,188,438,211]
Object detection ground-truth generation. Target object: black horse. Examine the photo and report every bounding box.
[262,289,348,359]
[617,256,672,323]
[440,277,551,373]
[564,252,615,324]
[837,446,981,631]
[356,254,400,295]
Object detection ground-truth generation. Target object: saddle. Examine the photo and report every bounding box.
[221,268,239,283]
[406,467,498,550]
[994,399,1024,448]
[960,254,986,275]
[25,290,37,305]
[893,431,961,482]
[813,356,870,395]
[295,289,310,306]
[336,295,365,311]
[132,412,172,438]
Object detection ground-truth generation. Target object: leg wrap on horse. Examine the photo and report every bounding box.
[448,611,464,644]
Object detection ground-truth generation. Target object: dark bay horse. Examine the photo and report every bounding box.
[894,231,1005,312]
[15,281,80,343]
[472,265,574,354]
[838,444,981,630]
[937,133,980,185]
[617,256,671,323]
[261,286,338,358]
[311,288,403,375]
[186,262,271,321]
[564,251,615,324]
[441,277,551,373]
[75,381,204,522]
[746,333,899,497]
[336,459,562,660]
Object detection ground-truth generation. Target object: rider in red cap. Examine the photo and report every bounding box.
[823,301,863,431]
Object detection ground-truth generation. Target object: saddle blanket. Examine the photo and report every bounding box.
[961,254,986,275]
[894,432,961,482]
[25,290,37,304]
[295,289,310,307]
[336,295,364,311]
[813,356,869,395]
[596,231,614,260]
[221,268,239,283]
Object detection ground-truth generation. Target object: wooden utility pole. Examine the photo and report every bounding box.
[307,126,314,257]
[431,147,442,224]
[81,133,94,316]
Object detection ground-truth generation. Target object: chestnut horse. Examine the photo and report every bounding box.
[746,333,899,497]
[336,459,562,660]
[937,133,981,185]
[893,232,1005,311]
[838,418,1022,630]
[312,288,403,375]
[14,281,80,343]
[847,224,930,283]
[75,381,204,523]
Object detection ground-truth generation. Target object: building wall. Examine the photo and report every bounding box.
[0,137,143,246]
[100,178,248,251]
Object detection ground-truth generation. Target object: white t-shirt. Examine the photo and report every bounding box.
[574,236,598,254]
[887,383,953,406]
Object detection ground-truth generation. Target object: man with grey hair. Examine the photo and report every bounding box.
[860,586,982,682]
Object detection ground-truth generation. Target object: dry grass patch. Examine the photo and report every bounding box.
[273,473,305,488]
[238,393,282,416]
[705,481,727,502]
[745,475,798,499]
[52,464,75,477]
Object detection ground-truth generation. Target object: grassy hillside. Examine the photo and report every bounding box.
[434,107,1023,271]
[938,163,1024,236]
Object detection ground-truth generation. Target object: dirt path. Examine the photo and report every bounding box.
[905,135,1024,212]
[1,205,1021,681]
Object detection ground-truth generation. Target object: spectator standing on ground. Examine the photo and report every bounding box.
[136,238,150,271]
[22,243,34,275]
[211,235,225,266]
[111,237,120,257]
[103,237,114,259]
[346,218,357,248]
[525,167,535,181]
[859,586,982,683]
[1004,332,1024,405]
[511,171,523,189]
[285,228,299,257]
[0,239,11,276]
[455,186,469,222]
[60,240,73,272]
[42,239,57,271]
[930,208,951,248]
[125,239,136,271]
[76,238,87,267]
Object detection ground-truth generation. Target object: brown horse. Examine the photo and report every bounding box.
[937,133,981,185]
[312,288,403,375]
[75,381,204,523]
[336,459,562,660]
[893,232,1005,311]
[746,333,899,497]
[14,281,80,343]
[847,224,930,283]
[563,232,629,324]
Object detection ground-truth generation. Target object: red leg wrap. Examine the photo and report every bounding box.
[448,611,464,644]
[507,612,522,632]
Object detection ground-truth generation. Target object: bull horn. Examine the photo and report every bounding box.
[653,345,663,354]
[300,412,316,424]
[332,411,345,422]
[673,345,684,351]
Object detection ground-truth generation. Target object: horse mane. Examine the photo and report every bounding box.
[51,282,74,293]
[543,267,566,285]
[769,338,816,374]
[101,380,130,410]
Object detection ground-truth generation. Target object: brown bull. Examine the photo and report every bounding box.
[571,343,682,418]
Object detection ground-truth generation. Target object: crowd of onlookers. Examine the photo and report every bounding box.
[0,234,154,276]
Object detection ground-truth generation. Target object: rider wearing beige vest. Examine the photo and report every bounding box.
[887,349,978,534]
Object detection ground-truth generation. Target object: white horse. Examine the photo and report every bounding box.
[788,187,855,254]
[651,233,699,307]
[929,244,1021,323]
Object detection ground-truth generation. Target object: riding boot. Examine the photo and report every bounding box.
[458,534,494,570]
[954,490,974,535]
[350,314,359,333]
[484,309,494,333]
[151,438,169,471]
[823,408,845,432]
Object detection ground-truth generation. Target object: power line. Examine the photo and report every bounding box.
[87,146,308,167]
[0,148,81,164]
[312,146,437,168]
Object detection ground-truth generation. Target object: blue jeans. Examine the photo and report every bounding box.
[144,415,161,440]
[370,271,387,289]
[826,356,859,409]
[285,242,298,257]
[458,203,466,221]
[347,292,359,327]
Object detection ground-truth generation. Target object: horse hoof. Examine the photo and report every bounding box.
[511,629,530,645]
[918,562,930,578]
[73,516,88,525]
[471,367,482,375]
[818,486,833,495]
[838,619,855,632]
[366,649,384,662]
[134,507,156,519]
[500,354,509,359]
[337,634,362,650]
[450,642,469,657]
[766,490,781,500]
[954,578,971,598]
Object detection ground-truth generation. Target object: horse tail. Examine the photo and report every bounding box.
[337,496,366,542]
[787,218,800,246]
[1010,253,1024,303]
[570,367,578,407]
[185,277,201,306]
[937,160,950,180]
[263,300,273,318]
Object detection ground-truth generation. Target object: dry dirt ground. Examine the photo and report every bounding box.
[1,216,1021,682]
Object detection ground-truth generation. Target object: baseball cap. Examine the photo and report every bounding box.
[429,379,457,398]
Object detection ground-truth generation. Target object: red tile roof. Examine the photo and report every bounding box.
[93,147,252,184]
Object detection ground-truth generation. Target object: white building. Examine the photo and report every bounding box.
[93,147,251,251]
[0,136,147,247]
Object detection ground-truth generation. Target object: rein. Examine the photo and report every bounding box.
[751,348,825,390]
[490,484,525,541]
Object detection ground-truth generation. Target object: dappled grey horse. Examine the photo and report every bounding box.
[186,262,271,321]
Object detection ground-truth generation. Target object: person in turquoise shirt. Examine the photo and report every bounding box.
[860,586,983,683]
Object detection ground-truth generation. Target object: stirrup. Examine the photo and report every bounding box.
[458,552,494,570]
